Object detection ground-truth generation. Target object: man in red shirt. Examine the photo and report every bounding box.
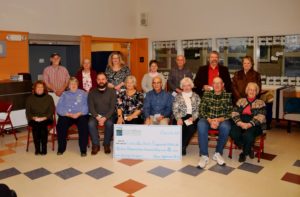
[193,51,232,97]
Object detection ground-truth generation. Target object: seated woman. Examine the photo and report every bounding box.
[141,60,166,93]
[231,82,266,162]
[26,80,54,155]
[172,77,200,155]
[117,76,144,124]
[56,77,89,156]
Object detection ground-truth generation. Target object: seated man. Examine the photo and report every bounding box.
[144,76,173,125]
[197,77,232,168]
[88,72,117,155]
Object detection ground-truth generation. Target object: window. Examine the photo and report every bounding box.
[152,41,177,71]
[182,39,212,74]
[257,35,300,77]
[217,37,254,73]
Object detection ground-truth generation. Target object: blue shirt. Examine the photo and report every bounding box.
[57,89,88,116]
[143,90,173,118]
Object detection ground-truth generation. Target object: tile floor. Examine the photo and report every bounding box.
[0,124,299,197]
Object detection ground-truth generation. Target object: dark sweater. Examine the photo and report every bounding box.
[25,94,54,121]
[193,64,232,97]
[88,87,117,119]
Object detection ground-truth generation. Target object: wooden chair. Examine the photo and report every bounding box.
[67,124,90,147]
[0,101,17,140]
[207,129,233,158]
[229,130,267,162]
[26,111,56,151]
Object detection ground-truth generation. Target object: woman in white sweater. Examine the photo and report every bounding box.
[141,60,166,93]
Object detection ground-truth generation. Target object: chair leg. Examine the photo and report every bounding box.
[287,120,291,133]
[51,128,55,151]
[10,123,17,141]
[26,127,31,152]
[228,138,233,159]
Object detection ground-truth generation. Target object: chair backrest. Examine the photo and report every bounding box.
[0,102,13,114]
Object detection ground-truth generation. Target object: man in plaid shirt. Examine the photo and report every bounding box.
[197,77,232,168]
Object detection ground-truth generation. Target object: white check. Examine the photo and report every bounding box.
[113,124,182,160]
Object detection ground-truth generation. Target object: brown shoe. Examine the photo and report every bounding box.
[104,145,111,154]
[91,145,100,155]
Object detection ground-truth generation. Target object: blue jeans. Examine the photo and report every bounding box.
[88,116,115,146]
[197,118,231,156]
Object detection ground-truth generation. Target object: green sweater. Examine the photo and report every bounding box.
[25,94,54,121]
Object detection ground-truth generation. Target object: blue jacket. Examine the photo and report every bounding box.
[143,90,173,118]
[57,89,88,116]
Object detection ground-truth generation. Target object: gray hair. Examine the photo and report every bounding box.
[245,82,260,95]
[180,77,194,89]
[125,75,137,87]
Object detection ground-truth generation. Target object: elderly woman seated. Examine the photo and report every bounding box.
[116,75,144,124]
[172,77,200,155]
[230,82,266,162]
[56,77,89,156]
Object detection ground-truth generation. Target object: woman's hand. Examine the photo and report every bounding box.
[177,119,183,125]
[117,117,124,124]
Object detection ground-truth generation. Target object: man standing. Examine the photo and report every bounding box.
[43,53,70,104]
[144,76,173,125]
[167,55,193,95]
[194,51,232,97]
[88,72,117,155]
[197,77,232,168]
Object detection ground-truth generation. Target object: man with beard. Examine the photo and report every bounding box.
[193,51,232,97]
[88,72,117,154]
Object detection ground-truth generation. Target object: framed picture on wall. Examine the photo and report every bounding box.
[259,46,270,62]
[0,41,7,57]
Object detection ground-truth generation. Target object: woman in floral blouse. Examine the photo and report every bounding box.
[117,76,144,124]
[105,52,131,92]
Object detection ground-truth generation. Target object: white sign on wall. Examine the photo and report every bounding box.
[113,124,182,160]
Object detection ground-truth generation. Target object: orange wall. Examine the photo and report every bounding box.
[0,31,29,80]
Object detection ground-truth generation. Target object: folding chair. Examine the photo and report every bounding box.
[26,110,57,151]
[229,130,267,162]
[208,129,233,158]
[0,101,17,140]
[67,124,90,147]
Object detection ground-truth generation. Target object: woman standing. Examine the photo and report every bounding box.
[75,58,97,92]
[141,60,166,93]
[105,52,130,92]
[26,81,54,155]
[117,76,144,124]
[172,77,200,155]
[231,82,266,162]
[56,77,89,156]
[232,56,261,103]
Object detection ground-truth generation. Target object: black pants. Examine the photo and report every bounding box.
[56,115,89,153]
[175,115,196,149]
[29,119,52,153]
[230,115,262,155]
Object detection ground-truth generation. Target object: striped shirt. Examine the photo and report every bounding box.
[199,90,232,120]
[43,65,70,92]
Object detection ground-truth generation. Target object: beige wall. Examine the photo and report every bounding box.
[1,0,299,40]
[0,0,137,38]
[136,0,300,40]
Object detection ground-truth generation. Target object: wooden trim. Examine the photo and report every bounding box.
[80,35,92,62]
[91,37,133,43]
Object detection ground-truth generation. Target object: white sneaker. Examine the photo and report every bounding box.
[213,152,225,166]
[198,155,209,168]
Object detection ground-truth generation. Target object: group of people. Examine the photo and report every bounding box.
[25,50,266,168]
